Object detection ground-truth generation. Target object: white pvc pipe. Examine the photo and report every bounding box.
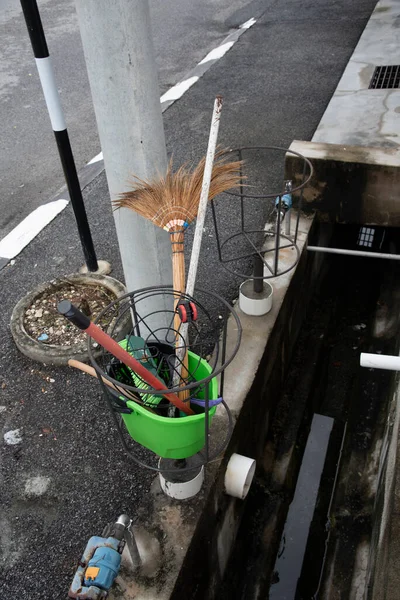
[224,453,256,500]
[159,465,204,499]
[307,246,400,260]
[360,353,400,371]
[239,280,273,316]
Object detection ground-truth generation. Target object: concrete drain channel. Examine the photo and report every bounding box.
[218,228,400,599]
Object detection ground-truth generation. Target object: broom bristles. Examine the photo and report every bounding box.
[113,150,243,230]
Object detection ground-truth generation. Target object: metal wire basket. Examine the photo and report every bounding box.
[211,146,313,281]
[87,286,242,473]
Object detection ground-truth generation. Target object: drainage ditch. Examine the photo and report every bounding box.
[218,226,400,599]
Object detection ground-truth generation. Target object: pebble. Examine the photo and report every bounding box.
[4,429,22,445]
[24,476,51,497]
[24,284,113,346]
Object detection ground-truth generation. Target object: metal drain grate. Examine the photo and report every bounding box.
[369,65,400,89]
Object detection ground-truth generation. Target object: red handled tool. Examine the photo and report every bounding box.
[58,300,194,416]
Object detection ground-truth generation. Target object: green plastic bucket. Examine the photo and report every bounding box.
[120,350,218,459]
[116,337,167,407]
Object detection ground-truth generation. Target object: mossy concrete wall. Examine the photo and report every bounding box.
[169,217,330,600]
[366,375,400,600]
[286,140,400,227]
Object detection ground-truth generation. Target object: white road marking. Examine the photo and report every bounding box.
[198,41,235,65]
[240,17,257,29]
[0,17,257,267]
[160,17,257,110]
[0,199,68,260]
[160,75,199,104]
[88,151,103,165]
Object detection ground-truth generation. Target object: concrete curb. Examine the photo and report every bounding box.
[10,273,126,366]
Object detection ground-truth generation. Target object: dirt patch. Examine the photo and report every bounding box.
[24,280,115,346]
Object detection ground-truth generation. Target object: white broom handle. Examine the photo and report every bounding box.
[186,95,223,296]
[173,97,223,390]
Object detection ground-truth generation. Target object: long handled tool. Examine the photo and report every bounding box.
[58,300,194,416]
[173,96,225,385]
[68,358,140,400]
[114,112,242,399]
[68,360,158,415]
[187,96,224,297]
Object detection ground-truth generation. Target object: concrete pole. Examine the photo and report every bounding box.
[74,0,172,295]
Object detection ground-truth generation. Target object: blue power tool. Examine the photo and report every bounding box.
[69,514,137,599]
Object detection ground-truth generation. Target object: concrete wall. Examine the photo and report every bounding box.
[169,218,330,599]
[366,375,400,600]
[286,140,400,227]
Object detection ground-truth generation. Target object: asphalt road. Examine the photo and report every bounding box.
[0,0,378,597]
[0,0,260,240]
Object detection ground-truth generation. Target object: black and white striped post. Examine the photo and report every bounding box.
[20,0,99,273]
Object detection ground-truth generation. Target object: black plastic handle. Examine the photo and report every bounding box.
[57,300,90,331]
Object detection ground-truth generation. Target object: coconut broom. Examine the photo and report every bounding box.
[114,116,242,401]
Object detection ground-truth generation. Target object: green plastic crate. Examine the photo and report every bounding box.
[120,350,217,459]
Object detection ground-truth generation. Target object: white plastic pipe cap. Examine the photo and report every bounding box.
[224,453,256,500]
[360,353,400,372]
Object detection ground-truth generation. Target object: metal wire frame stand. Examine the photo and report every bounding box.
[87,286,242,474]
[211,146,314,281]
